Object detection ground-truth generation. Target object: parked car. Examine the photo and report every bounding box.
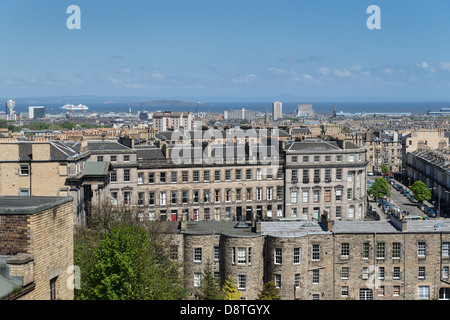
[367,171,374,176]
[426,207,437,218]
[404,190,410,197]
[401,210,410,216]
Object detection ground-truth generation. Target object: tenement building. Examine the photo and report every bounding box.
[166,215,450,300]
[284,138,367,221]
[0,196,74,300]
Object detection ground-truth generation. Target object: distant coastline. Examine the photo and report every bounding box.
[4,98,450,116]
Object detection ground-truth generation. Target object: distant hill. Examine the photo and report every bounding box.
[126,99,211,108]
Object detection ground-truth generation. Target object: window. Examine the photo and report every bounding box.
[123,191,131,204]
[50,277,57,300]
[204,190,211,203]
[267,187,273,201]
[312,270,319,284]
[124,155,130,162]
[294,247,301,264]
[169,246,178,261]
[160,172,166,183]
[378,267,385,280]
[377,286,385,297]
[362,267,369,280]
[194,248,202,262]
[277,186,283,200]
[418,286,430,299]
[336,206,342,218]
[292,156,297,163]
[181,171,188,182]
[348,205,355,218]
[236,188,242,201]
[160,192,166,205]
[215,190,220,202]
[393,243,401,259]
[393,286,401,296]
[295,274,300,288]
[362,242,370,259]
[138,192,144,206]
[303,156,309,162]
[110,170,117,182]
[443,242,450,257]
[418,242,426,258]
[193,190,199,204]
[348,154,354,162]
[325,169,331,182]
[347,171,353,182]
[418,266,426,279]
[341,286,349,298]
[291,189,298,203]
[275,274,281,288]
[359,288,373,300]
[149,172,155,184]
[267,168,273,179]
[376,242,385,259]
[235,169,241,180]
[171,172,177,183]
[124,169,130,182]
[225,189,231,202]
[313,189,320,203]
[291,169,298,182]
[204,170,210,182]
[225,169,231,181]
[171,191,178,205]
[246,169,252,180]
[110,155,116,162]
[238,275,246,290]
[194,272,202,288]
[20,164,29,175]
[97,156,103,162]
[256,168,262,180]
[336,188,342,201]
[336,169,342,180]
[393,267,401,280]
[347,188,353,200]
[341,267,349,279]
[138,172,144,184]
[214,247,220,262]
[314,169,320,182]
[312,244,320,261]
[275,248,282,265]
[314,156,320,163]
[443,266,449,279]
[302,190,309,203]
[246,188,252,201]
[341,243,350,258]
[238,247,247,264]
[214,170,221,181]
[256,187,263,201]
[182,191,189,204]
[336,155,342,162]
[325,190,331,202]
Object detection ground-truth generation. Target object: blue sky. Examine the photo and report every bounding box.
[1,0,450,101]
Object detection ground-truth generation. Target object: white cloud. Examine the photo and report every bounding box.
[418,62,435,73]
[231,73,257,84]
[438,62,450,71]
[151,73,165,80]
[334,69,352,78]
[316,67,330,76]
[118,68,132,75]
[381,68,394,74]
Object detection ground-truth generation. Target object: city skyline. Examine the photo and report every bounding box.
[1,1,450,101]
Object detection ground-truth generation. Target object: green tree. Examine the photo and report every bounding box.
[380,164,390,175]
[75,201,187,300]
[257,281,280,300]
[222,276,241,300]
[196,260,224,300]
[410,180,431,203]
[369,177,391,200]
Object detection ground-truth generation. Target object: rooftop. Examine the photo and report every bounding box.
[0,196,73,215]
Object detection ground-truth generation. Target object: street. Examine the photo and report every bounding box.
[368,175,431,220]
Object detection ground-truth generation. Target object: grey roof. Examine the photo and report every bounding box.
[0,196,73,215]
[261,221,329,237]
[181,221,261,237]
[87,141,132,152]
[286,139,341,152]
[15,141,82,161]
[333,220,398,234]
[136,148,165,160]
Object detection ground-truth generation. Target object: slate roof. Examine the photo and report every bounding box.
[87,141,132,152]
[15,141,82,161]
[0,196,73,215]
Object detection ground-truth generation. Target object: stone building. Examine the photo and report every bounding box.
[166,215,450,300]
[0,139,111,225]
[0,196,74,300]
[284,138,367,221]
[405,148,450,218]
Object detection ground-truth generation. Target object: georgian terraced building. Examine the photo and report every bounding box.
[166,215,450,300]
[284,139,367,221]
